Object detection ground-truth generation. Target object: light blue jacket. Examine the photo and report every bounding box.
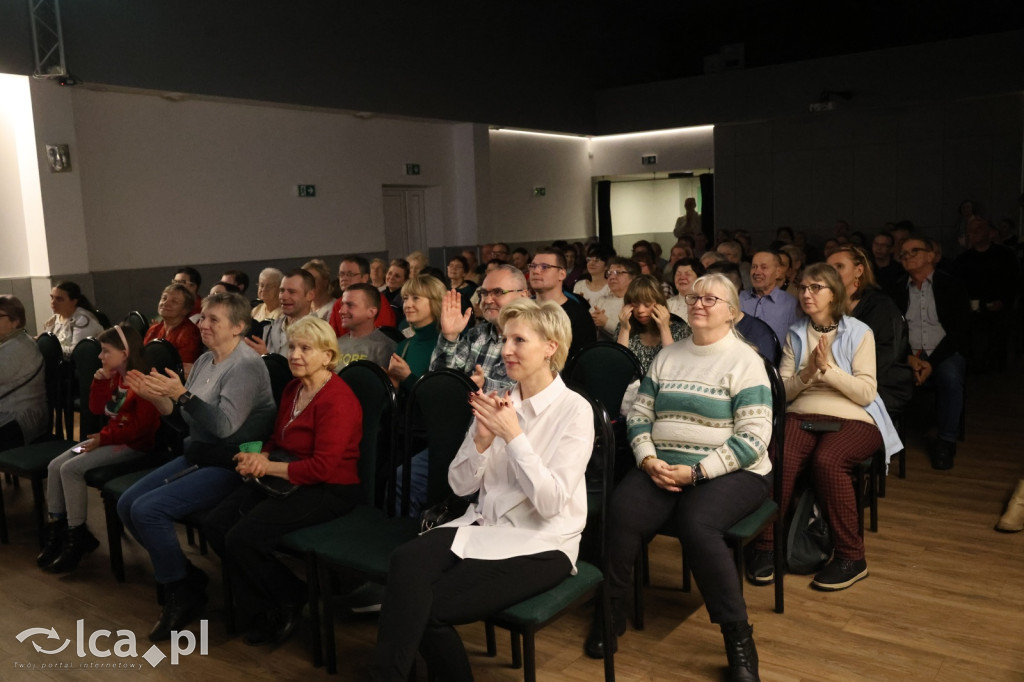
[788,316,903,460]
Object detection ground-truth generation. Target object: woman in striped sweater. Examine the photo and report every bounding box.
[586,274,774,682]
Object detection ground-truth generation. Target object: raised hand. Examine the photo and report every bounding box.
[440,289,472,341]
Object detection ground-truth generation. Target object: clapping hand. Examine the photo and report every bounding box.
[469,390,521,447]
[591,307,607,329]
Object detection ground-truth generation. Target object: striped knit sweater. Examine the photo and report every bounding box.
[627,331,773,479]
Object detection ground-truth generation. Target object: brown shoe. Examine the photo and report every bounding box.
[996,480,1024,532]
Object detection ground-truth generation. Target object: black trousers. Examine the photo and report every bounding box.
[203,481,360,626]
[606,468,770,625]
[373,527,572,682]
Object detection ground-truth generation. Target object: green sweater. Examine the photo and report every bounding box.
[396,321,440,393]
[627,331,773,479]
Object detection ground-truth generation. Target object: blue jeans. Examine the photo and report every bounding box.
[926,351,966,443]
[116,455,241,584]
[393,448,429,518]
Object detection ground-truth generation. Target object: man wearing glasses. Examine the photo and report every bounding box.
[173,267,203,316]
[892,238,970,470]
[529,247,596,360]
[430,264,528,393]
[327,255,396,336]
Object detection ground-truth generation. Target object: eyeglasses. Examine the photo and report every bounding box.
[605,269,630,278]
[683,294,727,308]
[796,283,830,294]
[338,271,363,278]
[897,247,930,261]
[476,288,527,299]
[527,263,563,273]
[171,279,193,286]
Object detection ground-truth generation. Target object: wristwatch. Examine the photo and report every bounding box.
[176,391,193,407]
[691,463,707,486]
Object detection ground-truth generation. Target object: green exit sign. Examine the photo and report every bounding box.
[297,184,316,197]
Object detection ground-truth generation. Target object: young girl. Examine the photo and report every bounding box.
[38,325,160,573]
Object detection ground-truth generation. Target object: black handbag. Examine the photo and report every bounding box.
[419,494,471,533]
[786,486,834,574]
[183,441,239,469]
[249,450,301,498]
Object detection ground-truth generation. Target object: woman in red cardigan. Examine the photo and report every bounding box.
[39,325,160,573]
[203,316,363,646]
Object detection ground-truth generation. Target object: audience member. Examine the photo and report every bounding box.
[490,242,511,263]
[663,242,694,280]
[204,316,361,647]
[336,283,396,371]
[953,199,978,249]
[511,247,531,273]
[251,268,284,322]
[328,255,397,336]
[740,251,802,344]
[461,248,481,284]
[173,267,203,315]
[780,245,806,293]
[209,282,241,296]
[870,232,903,296]
[701,250,727,269]
[529,247,595,361]
[616,275,691,375]
[590,257,639,337]
[573,243,614,306]
[302,259,337,322]
[954,217,1019,370]
[892,238,970,469]
[220,270,249,296]
[632,252,672,298]
[446,255,478,302]
[388,275,444,394]
[561,242,586,291]
[589,274,771,682]
[749,264,900,591]
[120,292,276,641]
[370,258,388,289]
[374,298,592,682]
[716,239,752,290]
[0,295,47,450]
[381,259,410,326]
[42,281,104,358]
[666,258,705,322]
[40,325,159,574]
[406,251,428,278]
[673,197,702,241]
[247,269,315,356]
[144,284,203,369]
[430,264,528,392]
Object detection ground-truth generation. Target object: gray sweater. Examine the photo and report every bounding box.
[180,343,276,445]
[0,330,48,443]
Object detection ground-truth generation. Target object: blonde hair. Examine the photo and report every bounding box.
[400,274,446,324]
[286,316,341,371]
[497,298,571,373]
[690,273,741,331]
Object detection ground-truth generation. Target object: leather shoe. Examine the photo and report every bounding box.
[149,581,207,642]
[272,598,307,646]
[930,439,956,470]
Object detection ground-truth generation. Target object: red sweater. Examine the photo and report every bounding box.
[89,373,161,452]
[266,375,363,485]
[329,297,396,337]
[144,319,204,364]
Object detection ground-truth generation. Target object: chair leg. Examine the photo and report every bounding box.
[102,493,126,582]
[522,631,536,682]
[0,484,8,544]
[186,523,196,547]
[898,448,906,479]
[853,468,865,537]
[772,517,785,614]
[869,464,879,534]
[320,561,338,675]
[485,622,497,657]
[31,475,47,547]
[641,542,650,586]
[510,630,522,669]
[222,559,236,635]
[877,452,887,498]
[305,552,322,668]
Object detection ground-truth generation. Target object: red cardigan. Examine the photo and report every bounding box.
[266,375,363,485]
[89,373,161,452]
[144,319,203,364]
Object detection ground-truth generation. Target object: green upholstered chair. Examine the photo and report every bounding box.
[633,355,787,629]
[282,367,475,673]
[0,336,101,546]
[482,391,617,682]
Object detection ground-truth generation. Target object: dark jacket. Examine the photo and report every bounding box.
[890,270,970,368]
[850,287,913,412]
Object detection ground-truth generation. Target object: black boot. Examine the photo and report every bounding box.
[44,524,99,573]
[37,518,67,568]
[149,580,208,642]
[584,604,626,660]
[721,621,760,682]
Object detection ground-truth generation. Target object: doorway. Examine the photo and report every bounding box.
[382,186,427,259]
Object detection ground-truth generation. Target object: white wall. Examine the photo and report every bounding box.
[69,88,472,271]
[589,126,714,176]
[0,74,44,278]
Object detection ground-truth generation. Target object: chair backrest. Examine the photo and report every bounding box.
[35,332,66,438]
[377,325,405,344]
[338,360,397,508]
[69,337,104,438]
[571,389,616,563]
[123,310,149,339]
[262,353,293,407]
[405,369,478,511]
[562,341,644,417]
[94,310,112,329]
[143,339,184,381]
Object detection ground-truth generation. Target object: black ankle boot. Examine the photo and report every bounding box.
[37,518,67,568]
[721,621,760,682]
[584,605,626,660]
[149,580,207,642]
[44,524,99,573]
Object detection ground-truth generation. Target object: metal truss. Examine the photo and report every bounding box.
[28,0,67,78]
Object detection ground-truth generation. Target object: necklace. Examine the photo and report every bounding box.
[811,320,838,334]
[284,372,331,433]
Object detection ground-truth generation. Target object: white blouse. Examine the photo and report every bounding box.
[442,374,594,570]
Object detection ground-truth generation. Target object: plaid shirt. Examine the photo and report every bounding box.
[430,321,513,394]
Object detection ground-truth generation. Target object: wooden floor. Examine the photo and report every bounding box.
[1,360,1023,681]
